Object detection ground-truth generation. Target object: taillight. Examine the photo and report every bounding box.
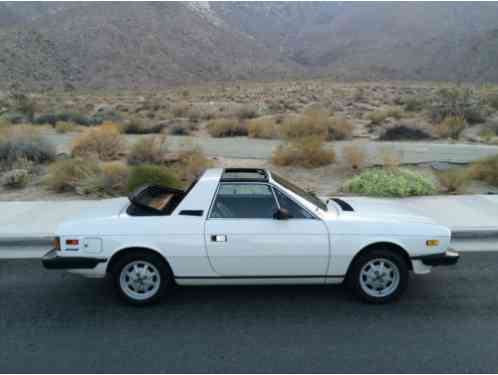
[66,239,79,246]
[52,237,61,250]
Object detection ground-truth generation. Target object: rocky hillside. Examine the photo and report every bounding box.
[1,2,498,88]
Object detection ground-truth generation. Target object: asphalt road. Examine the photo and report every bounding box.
[1,253,498,373]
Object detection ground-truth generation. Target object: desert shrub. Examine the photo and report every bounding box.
[328,117,354,140]
[247,118,278,139]
[34,112,103,126]
[171,101,191,117]
[169,122,194,135]
[404,96,426,112]
[55,122,76,133]
[272,136,335,169]
[430,87,485,124]
[1,169,30,189]
[127,164,181,192]
[0,126,55,169]
[45,158,100,193]
[380,125,431,141]
[367,110,389,125]
[175,147,213,182]
[280,113,328,140]
[207,118,248,137]
[127,135,167,165]
[235,104,258,120]
[121,118,165,134]
[77,161,130,197]
[437,169,471,194]
[343,143,366,170]
[343,168,436,197]
[3,112,26,124]
[11,93,36,121]
[434,116,466,140]
[484,91,498,111]
[71,125,126,161]
[469,154,498,186]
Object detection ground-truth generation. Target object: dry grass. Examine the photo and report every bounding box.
[71,125,127,161]
[343,142,367,170]
[280,112,329,140]
[437,168,471,193]
[171,101,191,117]
[45,158,101,193]
[379,146,401,168]
[247,118,278,139]
[127,134,167,165]
[55,122,77,133]
[207,118,248,137]
[469,154,498,186]
[328,117,354,140]
[175,146,214,182]
[434,116,466,140]
[272,136,336,168]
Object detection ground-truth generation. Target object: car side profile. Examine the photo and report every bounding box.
[42,168,459,305]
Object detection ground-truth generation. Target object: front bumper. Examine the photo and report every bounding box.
[412,249,460,266]
[42,249,107,270]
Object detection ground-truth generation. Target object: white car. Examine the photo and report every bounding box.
[43,168,459,305]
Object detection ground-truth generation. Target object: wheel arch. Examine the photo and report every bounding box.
[347,241,413,278]
[106,247,173,275]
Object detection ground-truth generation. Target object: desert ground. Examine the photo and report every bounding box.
[1,80,498,200]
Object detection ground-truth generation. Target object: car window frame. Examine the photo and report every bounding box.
[207,181,317,220]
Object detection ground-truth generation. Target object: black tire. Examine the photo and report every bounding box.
[347,249,409,304]
[111,251,173,306]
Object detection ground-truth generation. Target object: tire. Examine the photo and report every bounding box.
[347,249,409,304]
[112,251,173,306]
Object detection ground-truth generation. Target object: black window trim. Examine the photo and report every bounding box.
[271,186,318,220]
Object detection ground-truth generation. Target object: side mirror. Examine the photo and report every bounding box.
[273,208,289,220]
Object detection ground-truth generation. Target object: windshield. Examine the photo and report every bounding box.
[271,173,327,211]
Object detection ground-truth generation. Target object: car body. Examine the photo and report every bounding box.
[42,168,459,304]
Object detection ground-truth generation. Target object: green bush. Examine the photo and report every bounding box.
[404,96,426,112]
[343,168,436,197]
[127,164,181,192]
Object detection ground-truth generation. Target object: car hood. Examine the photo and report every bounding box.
[68,198,129,221]
[327,197,436,224]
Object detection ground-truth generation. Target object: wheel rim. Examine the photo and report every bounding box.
[119,260,161,301]
[359,258,400,298]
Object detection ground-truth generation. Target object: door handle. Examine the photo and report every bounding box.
[211,234,227,242]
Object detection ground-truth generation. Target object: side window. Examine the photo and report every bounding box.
[210,183,278,219]
[274,188,313,219]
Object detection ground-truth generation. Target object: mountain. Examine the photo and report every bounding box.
[0,2,498,89]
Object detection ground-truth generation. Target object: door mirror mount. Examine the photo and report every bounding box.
[273,208,290,220]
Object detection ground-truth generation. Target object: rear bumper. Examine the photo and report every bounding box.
[412,249,460,266]
[42,249,107,270]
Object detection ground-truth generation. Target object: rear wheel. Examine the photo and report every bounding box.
[112,251,173,306]
[348,249,409,304]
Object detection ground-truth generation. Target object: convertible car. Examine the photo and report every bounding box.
[42,168,459,305]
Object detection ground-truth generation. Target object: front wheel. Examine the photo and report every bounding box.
[112,251,173,305]
[348,249,409,304]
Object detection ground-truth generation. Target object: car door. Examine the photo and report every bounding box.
[204,182,330,277]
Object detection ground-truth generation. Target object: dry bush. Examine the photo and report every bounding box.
[280,112,328,140]
[378,147,401,168]
[272,136,336,169]
[171,101,191,117]
[78,161,130,197]
[235,104,258,120]
[45,158,100,193]
[55,122,76,133]
[437,169,471,194]
[247,118,278,139]
[434,116,466,140]
[367,110,389,125]
[1,169,30,189]
[380,123,432,141]
[207,118,248,137]
[127,134,167,165]
[469,154,498,186]
[71,125,126,161]
[343,142,367,170]
[175,147,213,182]
[328,117,354,140]
[0,125,55,169]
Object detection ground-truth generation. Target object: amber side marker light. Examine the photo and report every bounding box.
[426,240,440,247]
[66,239,79,246]
[52,237,61,250]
